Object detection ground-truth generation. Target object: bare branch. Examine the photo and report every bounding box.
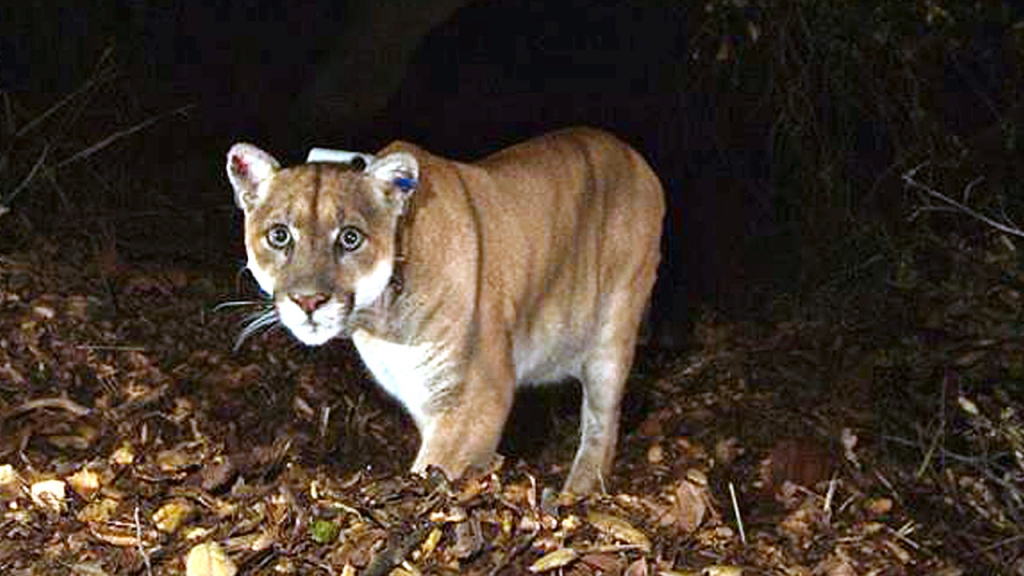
[903,163,1024,239]
[4,144,50,206]
[53,104,194,170]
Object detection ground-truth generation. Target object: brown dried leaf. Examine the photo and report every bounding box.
[587,512,651,552]
[201,458,237,492]
[779,501,826,546]
[529,548,579,573]
[333,523,387,568]
[579,552,625,573]
[156,447,197,473]
[813,554,856,576]
[674,474,711,534]
[883,540,912,564]
[451,517,482,560]
[77,497,120,524]
[624,556,649,576]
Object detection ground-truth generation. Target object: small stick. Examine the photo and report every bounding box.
[4,397,91,418]
[823,475,837,516]
[728,481,746,545]
[135,504,153,576]
[74,344,147,352]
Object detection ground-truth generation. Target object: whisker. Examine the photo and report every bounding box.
[216,267,279,350]
[235,308,280,351]
[213,299,269,312]
[239,308,268,322]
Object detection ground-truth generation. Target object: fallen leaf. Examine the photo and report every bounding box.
[0,464,26,498]
[624,556,648,576]
[111,445,135,466]
[308,520,338,545]
[154,499,196,533]
[529,548,579,573]
[813,554,855,576]
[674,475,709,533]
[703,566,744,576]
[186,542,237,576]
[30,478,67,513]
[647,443,664,463]
[451,517,482,559]
[417,526,443,558]
[587,512,652,552]
[864,497,892,516]
[579,552,624,573]
[76,496,119,523]
[67,468,102,500]
[884,539,912,564]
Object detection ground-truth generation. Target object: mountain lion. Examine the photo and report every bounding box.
[226,127,664,493]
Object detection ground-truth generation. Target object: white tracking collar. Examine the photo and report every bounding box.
[307,147,376,166]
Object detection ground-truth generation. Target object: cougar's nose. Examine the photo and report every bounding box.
[290,293,330,315]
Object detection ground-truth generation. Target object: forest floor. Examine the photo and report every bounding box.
[0,227,1020,575]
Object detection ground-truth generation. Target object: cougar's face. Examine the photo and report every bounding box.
[246,165,402,344]
[227,144,418,345]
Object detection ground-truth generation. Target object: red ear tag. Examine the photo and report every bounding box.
[231,155,250,176]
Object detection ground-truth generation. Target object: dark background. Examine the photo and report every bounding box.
[2,0,1019,334]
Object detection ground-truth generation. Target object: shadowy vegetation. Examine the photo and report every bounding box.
[1,47,196,266]
[691,0,1024,570]
[692,0,1022,288]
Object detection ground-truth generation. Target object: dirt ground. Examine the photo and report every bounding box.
[0,228,1020,575]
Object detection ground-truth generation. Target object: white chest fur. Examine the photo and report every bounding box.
[350,330,450,429]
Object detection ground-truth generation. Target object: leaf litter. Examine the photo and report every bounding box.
[2,231,1017,574]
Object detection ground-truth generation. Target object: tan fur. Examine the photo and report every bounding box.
[227,127,664,493]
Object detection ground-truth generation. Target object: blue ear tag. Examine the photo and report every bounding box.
[394,176,417,192]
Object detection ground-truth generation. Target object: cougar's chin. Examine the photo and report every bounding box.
[289,321,345,346]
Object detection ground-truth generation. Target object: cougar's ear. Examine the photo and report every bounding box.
[227,143,281,212]
[366,152,419,196]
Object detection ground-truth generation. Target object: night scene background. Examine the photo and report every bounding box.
[1,1,1024,573]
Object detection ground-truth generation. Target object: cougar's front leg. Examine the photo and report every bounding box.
[410,333,515,480]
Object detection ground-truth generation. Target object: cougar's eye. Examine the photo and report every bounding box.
[338,226,364,252]
[266,225,292,249]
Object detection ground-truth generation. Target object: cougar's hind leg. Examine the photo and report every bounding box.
[563,251,657,494]
[563,312,640,494]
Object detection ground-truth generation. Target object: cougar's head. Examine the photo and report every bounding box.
[227,143,418,345]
